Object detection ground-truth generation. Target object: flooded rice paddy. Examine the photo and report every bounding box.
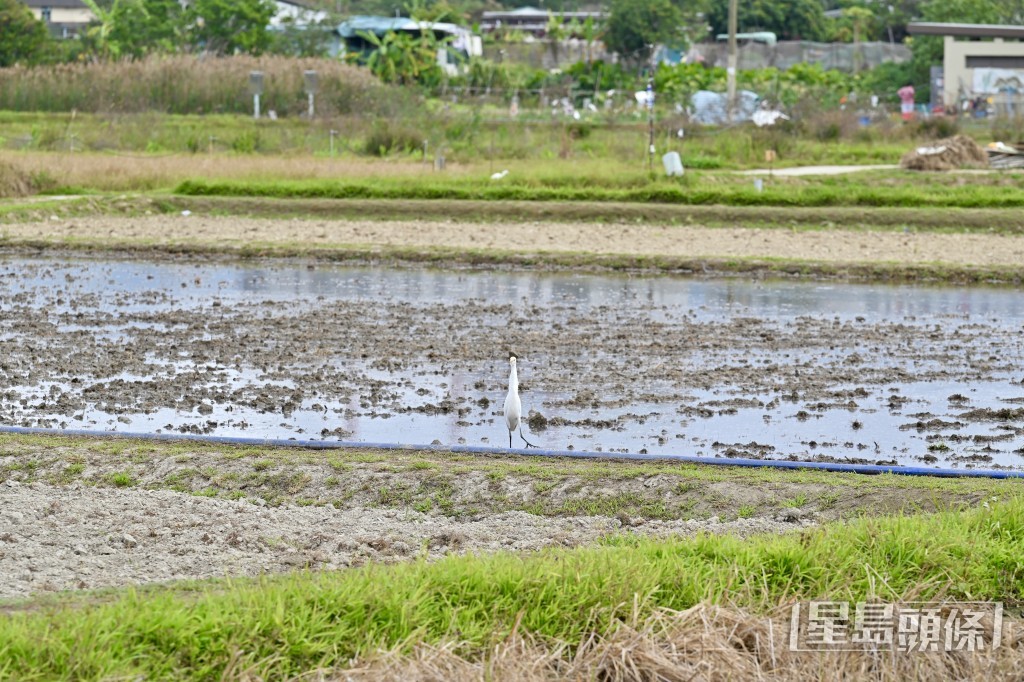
[2,255,1024,469]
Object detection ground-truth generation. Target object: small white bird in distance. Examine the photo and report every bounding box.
[504,354,536,449]
[490,169,509,180]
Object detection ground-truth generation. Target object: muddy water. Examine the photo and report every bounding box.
[2,255,1024,469]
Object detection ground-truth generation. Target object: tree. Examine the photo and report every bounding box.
[545,15,568,67]
[604,0,683,67]
[706,0,828,42]
[359,28,449,87]
[269,19,336,58]
[0,0,51,66]
[108,0,182,57]
[80,0,182,59]
[185,0,276,56]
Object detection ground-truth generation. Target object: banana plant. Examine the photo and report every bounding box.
[80,0,137,59]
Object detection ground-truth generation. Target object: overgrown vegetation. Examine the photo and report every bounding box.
[1,490,1021,679]
[0,55,396,117]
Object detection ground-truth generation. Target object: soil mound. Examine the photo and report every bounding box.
[900,134,989,171]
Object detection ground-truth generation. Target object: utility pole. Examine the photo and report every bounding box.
[726,0,738,122]
[647,76,655,172]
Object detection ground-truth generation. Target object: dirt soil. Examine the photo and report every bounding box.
[6,214,1024,269]
[2,437,1013,600]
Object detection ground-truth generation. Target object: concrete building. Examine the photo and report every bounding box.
[479,6,605,36]
[907,22,1024,111]
[24,0,94,39]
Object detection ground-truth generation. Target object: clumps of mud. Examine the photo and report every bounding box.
[1,258,1024,467]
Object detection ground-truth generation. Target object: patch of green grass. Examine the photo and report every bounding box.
[105,471,137,488]
[376,484,413,507]
[192,487,217,498]
[252,458,275,472]
[417,476,457,516]
[556,493,672,519]
[408,460,436,471]
[64,461,85,475]
[326,457,350,472]
[532,480,556,494]
[737,504,756,518]
[785,493,809,508]
[249,471,311,496]
[818,492,841,509]
[176,171,1024,210]
[350,452,387,464]
[3,495,1023,680]
[6,459,43,476]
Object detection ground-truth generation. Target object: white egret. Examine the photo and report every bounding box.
[503,355,536,449]
[490,169,509,180]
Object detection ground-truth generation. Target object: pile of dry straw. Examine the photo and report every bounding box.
[900,135,990,171]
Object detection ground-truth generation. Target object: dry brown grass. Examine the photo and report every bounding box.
[0,159,39,198]
[315,604,1021,682]
[1,151,473,192]
[0,55,390,117]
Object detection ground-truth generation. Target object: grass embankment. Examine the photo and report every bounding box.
[0,481,1021,679]
[175,169,1024,209]
[1,433,1016,521]
[6,193,1024,234]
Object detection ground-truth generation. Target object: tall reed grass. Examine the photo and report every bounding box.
[0,55,404,117]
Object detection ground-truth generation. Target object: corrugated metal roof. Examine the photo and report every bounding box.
[337,16,420,38]
[24,0,88,8]
[906,23,1024,39]
[337,16,475,40]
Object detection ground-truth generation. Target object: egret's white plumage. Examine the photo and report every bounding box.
[490,169,509,180]
[503,355,536,448]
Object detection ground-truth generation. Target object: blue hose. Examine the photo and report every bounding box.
[2,425,1022,479]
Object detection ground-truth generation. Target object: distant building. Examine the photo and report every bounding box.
[907,22,1024,109]
[337,16,482,73]
[479,6,606,36]
[24,0,331,43]
[24,0,94,39]
[271,0,329,28]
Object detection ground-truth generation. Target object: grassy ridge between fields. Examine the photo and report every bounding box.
[176,176,1024,209]
[1,494,1021,680]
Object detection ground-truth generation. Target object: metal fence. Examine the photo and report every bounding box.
[483,40,910,73]
[483,40,610,70]
[690,41,911,72]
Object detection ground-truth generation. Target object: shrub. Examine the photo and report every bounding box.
[916,115,959,139]
[362,122,423,156]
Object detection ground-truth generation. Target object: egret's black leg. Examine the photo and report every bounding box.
[509,432,513,449]
[519,428,537,448]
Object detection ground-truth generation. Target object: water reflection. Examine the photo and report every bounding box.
[2,256,1024,468]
